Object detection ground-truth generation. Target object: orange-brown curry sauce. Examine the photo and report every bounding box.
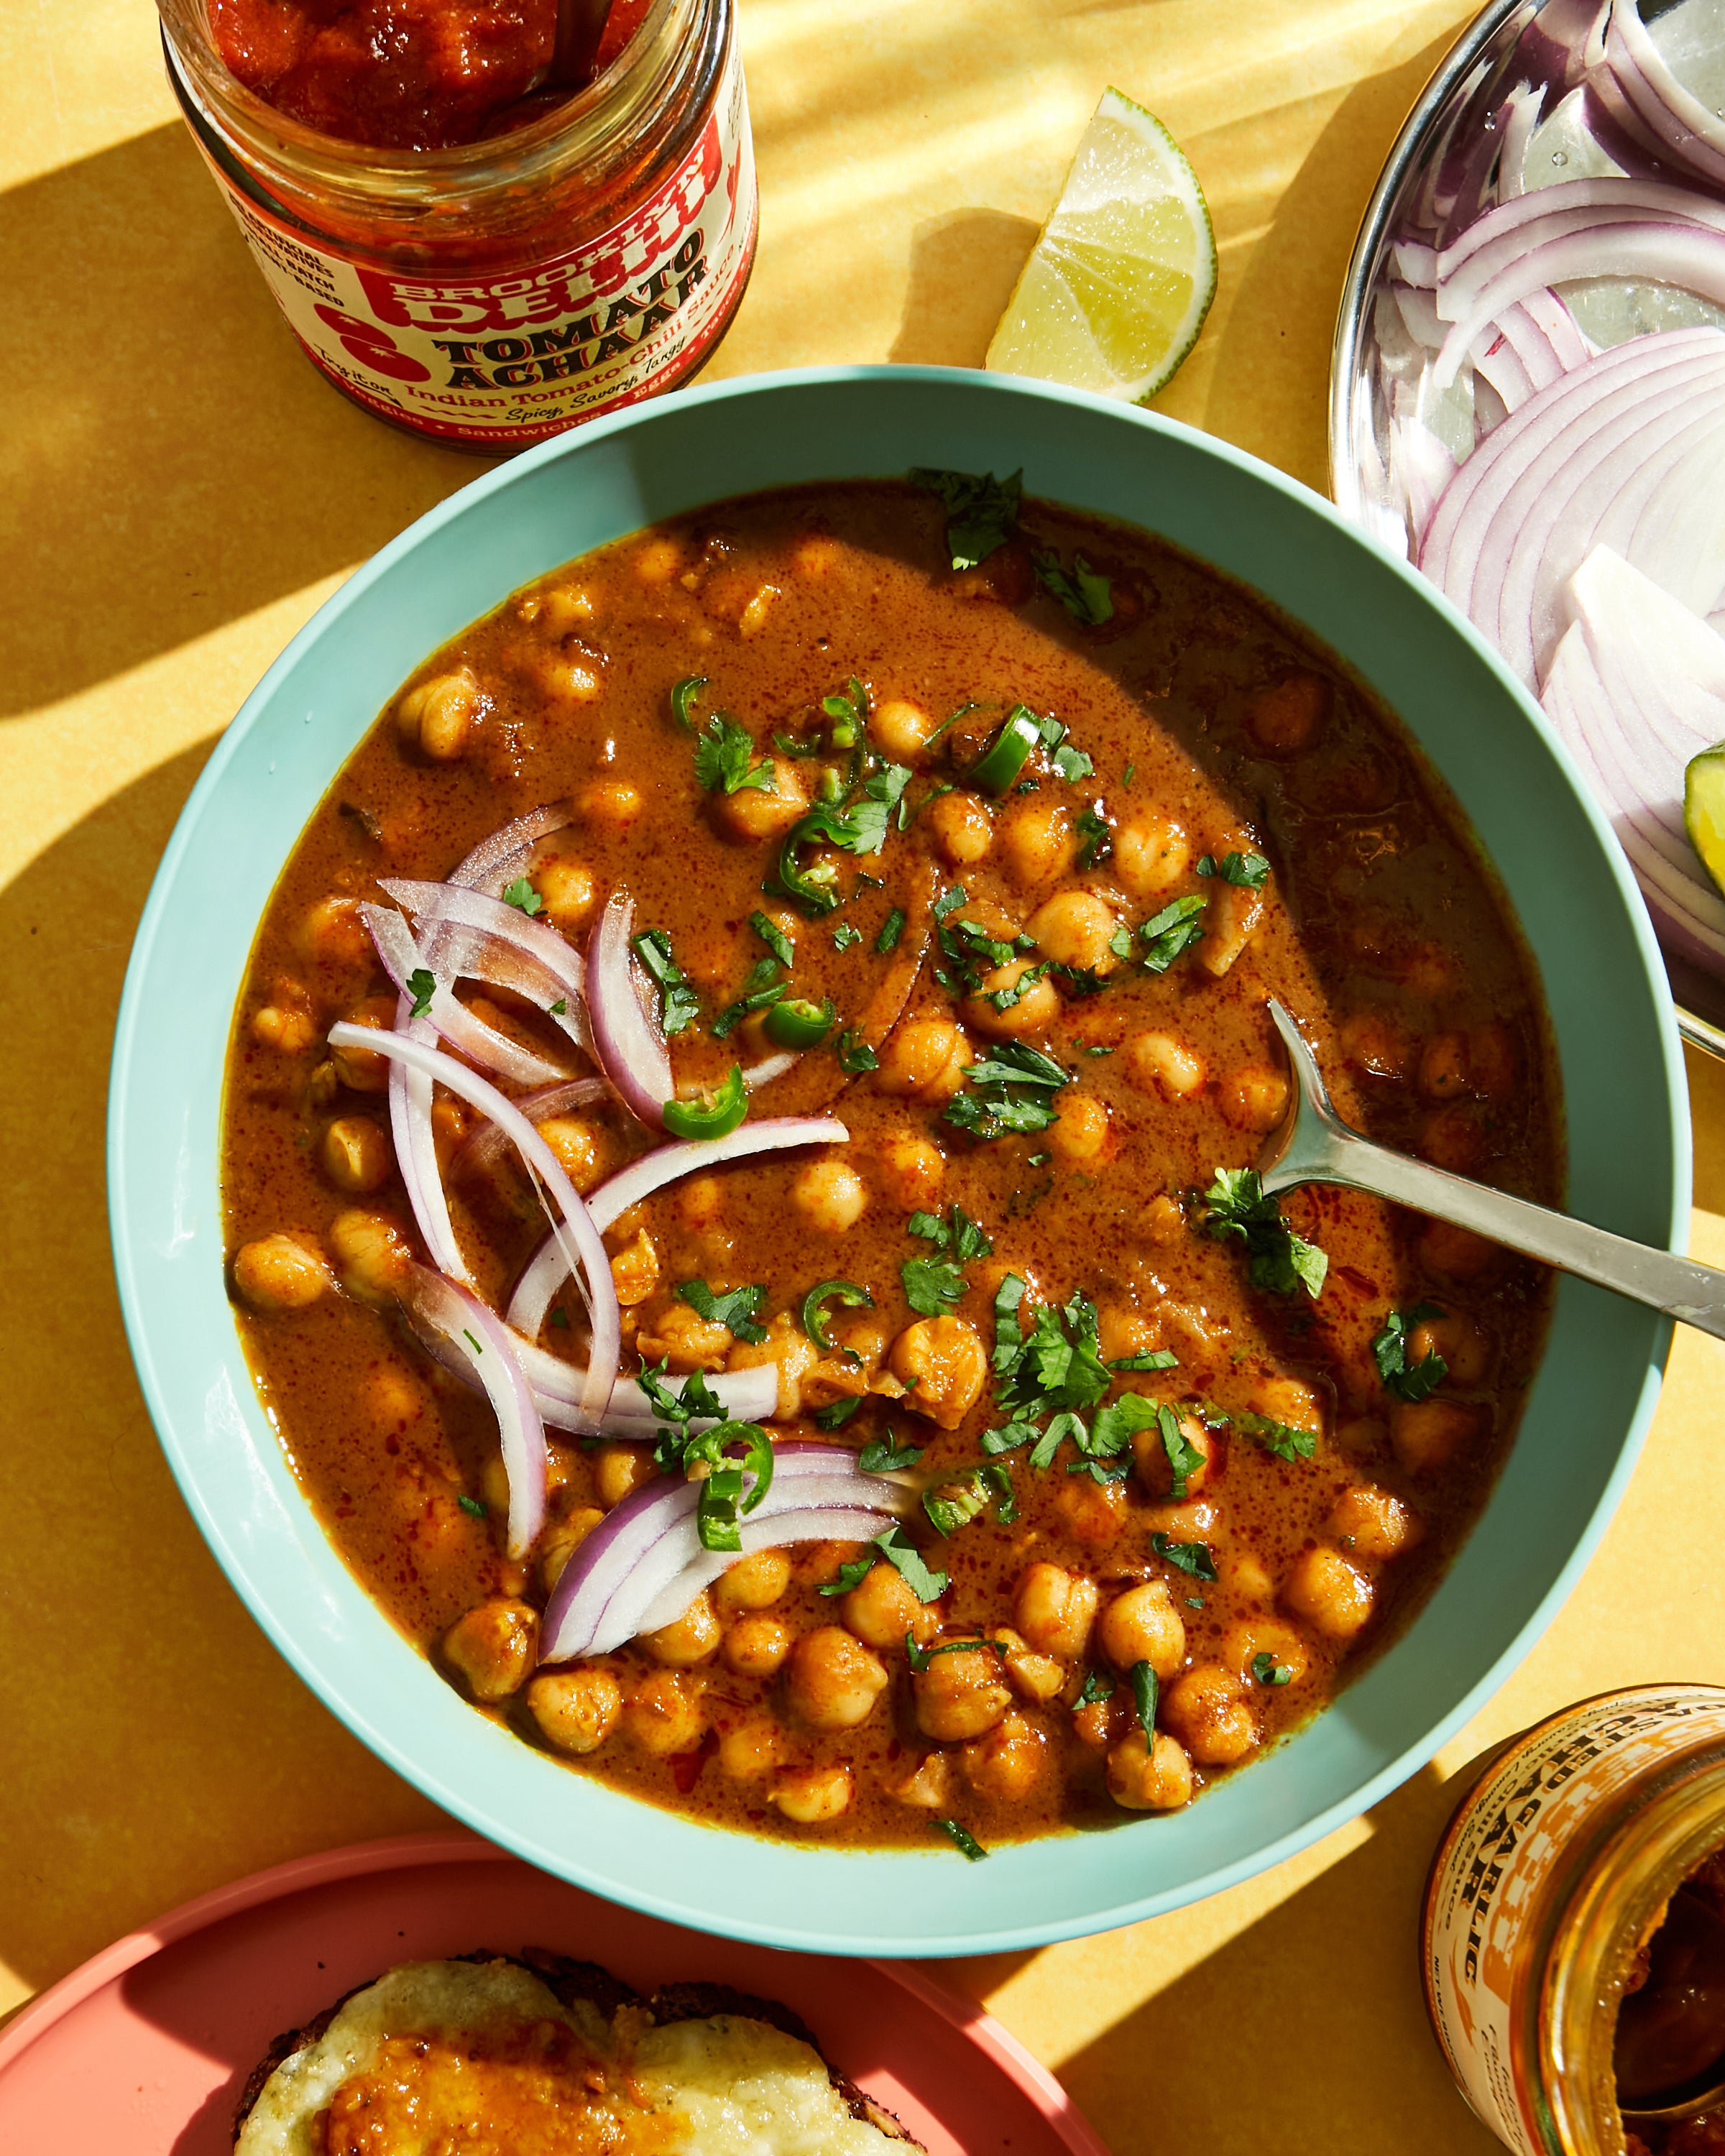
[221,477,1560,1849]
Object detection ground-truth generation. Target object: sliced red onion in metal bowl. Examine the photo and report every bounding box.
[328,1023,619,1424]
[363,903,569,1088]
[540,1440,914,1661]
[585,892,673,1128]
[505,1115,850,1340]
[401,1263,547,1560]
[1599,0,1725,189]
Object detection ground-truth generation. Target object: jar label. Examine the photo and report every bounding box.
[1424,1686,1725,2154]
[196,40,755,448]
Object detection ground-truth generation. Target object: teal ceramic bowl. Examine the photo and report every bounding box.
[110,366,1687,1955]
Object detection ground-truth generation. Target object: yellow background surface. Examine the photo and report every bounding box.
[5,2,1724,2150]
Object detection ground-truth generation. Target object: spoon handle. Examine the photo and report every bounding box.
[1266,1120,1723,1340]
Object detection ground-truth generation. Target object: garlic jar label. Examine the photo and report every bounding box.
[1424,1687,1725,2155]
[196,40,755,449]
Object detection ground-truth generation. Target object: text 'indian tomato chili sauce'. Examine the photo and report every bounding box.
[222,476,1560,1852]
[157,0,756,448]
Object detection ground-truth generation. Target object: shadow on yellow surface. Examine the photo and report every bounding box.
[889,208,1039,369]
[0,745,443,2009]
[0,125,479,719]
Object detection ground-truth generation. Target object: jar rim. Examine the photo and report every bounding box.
[157,0,691,195]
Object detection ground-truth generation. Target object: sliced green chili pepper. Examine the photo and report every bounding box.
[776,816,843,914]
[968,705,1043,794]
[670,676,710,731]
[802,1278,874,1351]
[763,995,837,1050]
[662,1065,748,1140]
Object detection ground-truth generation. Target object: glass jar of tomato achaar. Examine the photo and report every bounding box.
[155,0,756,450]
[1424,1685,1725,2156]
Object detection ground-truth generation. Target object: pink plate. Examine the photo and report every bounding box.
[0,1830,1108,2155]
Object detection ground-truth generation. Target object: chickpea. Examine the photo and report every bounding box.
[535,640,605,702]
[1341,1011,1414,1081]
[328,1000,397,1092]
[717,1718,781,1779]
[1330,1484,1422,1561]
[535,858,595,931]
[636,1302,732,1371]
[722,1613,791,1677]
[725,1317,818,1419]
[1420,1107,1485,1175]
[913,1642,1012,1741]
[1247,673,1330,755]
[1108,1728,1195,1810]
[1049,1091,1111,1170]
[793,1157,868,1233]
[300,897,372,972]
[319,1116,392,1194]
[479,1455,512,1519]
[1098,1582,1187,1678]
[870,696,936,761]
[231,1233,330,1312]
[1014,1563,1098,1660]
[1056,1474,1127,1544]
[1420,1221,1499,1279]
[327,1209,412,1304]
[538,1116,612,1194]
[1391,1396,1484,1475]
[442,1599,538,1703]
[1072,1692,1122,1752]
[577,778,643,829]
[737,583,780,636]
[1418,1033,1471,1102]
[1141,1194,1184,1246]
[1198,880,1266,980]
[992,1627,1067,1704]
[1282,1547,1374,1640]
[1001,800,1077,888]
[840,1560,942,1649]
[714,1548,791,1613]
[889,1315,988,1429]
[623,1669,707,1755]
[1162,1664,1259,1766]
[526,1667,621,1756]
[1098,1305,1159,1363]
[1219,1064,1289,1133]
[714,757,809,843]
[642,1590,721,1667]
[594,1442,659,1509]
[632,535,684,584]
[1115,815,1191,898]
[929,790,993,865]
[1027,890,1118,972]
[1251,1374,1323,1432]
[397,666,484,760]
[962,1711,1048,1801]
[674,1175,724,1230]
[1407,1309,1490,1386]
[785,1626,889,1730]
[1223,1616,1310,1687]
[893,1751,955,1809]
[1127,1031,1206,1099]
[875,1017,972,1101]
[771,1764,854,1825]
[540,1506,604,1593]
[610,1229,659,1307]
[878,1133,945,1210]
[1228,1547,1275,1604]
[252,1002,319,1054]
[965,956,1061,1040]
[523,580,595,631]
[793,532,842,577]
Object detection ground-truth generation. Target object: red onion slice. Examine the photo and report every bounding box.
[512,1337,780,1433]
[1434,175,1725,284]
[505,1116,850,1340]
[451,1077,609,1185]
[447,804,572,898]
[1497,79,1547,201]
[540,1442,913,1661]
[1604,0,1725,188]
[387,1006,470,1286]
[742,1053,799,1091]
[630,1508,903,1639]
[402,1264,546,1560]
[585,892,672,1129]
[379,879,593,1056]
[363,903,568,1088]
[328,1023,619,1424]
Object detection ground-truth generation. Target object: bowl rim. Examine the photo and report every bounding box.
[109,360,1689,1955]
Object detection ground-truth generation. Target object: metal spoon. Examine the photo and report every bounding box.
[1259,1000,1725,1342]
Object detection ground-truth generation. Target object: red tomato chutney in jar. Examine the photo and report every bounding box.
[156,0,757,448]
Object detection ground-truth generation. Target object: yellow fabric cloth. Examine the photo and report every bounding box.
[5,4,1722,2150]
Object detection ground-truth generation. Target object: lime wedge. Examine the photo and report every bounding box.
[1685,740,1725,896]
[985,87,1217,405]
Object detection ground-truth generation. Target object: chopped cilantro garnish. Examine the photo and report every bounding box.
[1075,1669,1114,1708]
[406,967,436,1019]
[694,713,778,796]
[1372,1303,1449,1402]
[1075,803,1113,869]
[457,1493,487,1519]
[819,1555,879,1598]
[502,876,543,916]
[1128,1660,1159,1743]
[837,1028,879,1073]
[944,1041,1072,1142]
[750,911,795,967]
[901,1257,968,1317]
[1151,1533,1218,1580]
[549,998,568,1016]
[876,1520,948,1600]
[670,675,710,731]
[909,466,1022,571]
[676,1279,770,1345]
[858,1433,924,1473]
[1111,1348,1178,1373]
[832,922,863,952]
[1033,548,1114,626]
[909,1204,993,1260]
[462,1328,482,1355]
[1197,850,1271,888]
[812,1396,862,1429]
[1139,894,1207,973]
[875,907,906,954]
[1200,1167,1329,1299]
[1238,1410,1317,1463]
[1123,763,1136,786]
[932,1817,990,1861]
[1253,1651,1293,1687]
[632,928,701,1036]
[712,955,787,1038]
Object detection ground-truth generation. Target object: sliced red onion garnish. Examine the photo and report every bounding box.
[387,1003,470,1286]
[743,1052,799,1091]
[379,878,593,1058]
[630,1508,901,1639]
[585,891,673,1130]
[504,1116,849,1340]
[540,1441,913,1662]
[402,1264,546,1560]
[515,1340,781,1434]
[447,803,572,898]
[363,903,568,1088]
[328,1023,619,1424]
[451,1077,609,1185]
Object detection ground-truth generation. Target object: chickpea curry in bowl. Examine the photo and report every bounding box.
[223,471,1560,1856]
